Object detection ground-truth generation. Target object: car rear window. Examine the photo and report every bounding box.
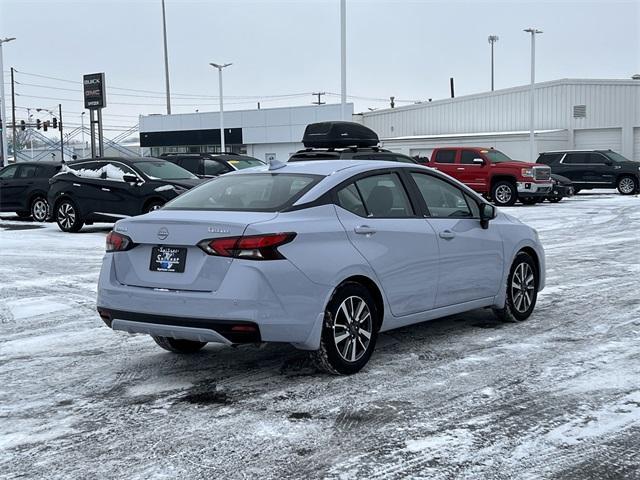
[163,173,322,212]
[537,153,564,164]
[133,160,197,180]
[227,159,265,169]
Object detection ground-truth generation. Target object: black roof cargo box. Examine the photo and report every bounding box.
[302,121,379,148]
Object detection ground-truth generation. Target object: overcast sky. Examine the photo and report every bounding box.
[1,0,639,135]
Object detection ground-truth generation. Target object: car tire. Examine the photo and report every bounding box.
[55,199,84,233]
[617,175,638,195]
[311,282,379,375]
[143,200,164,214]
[493,251,538,323]
[152,336,207,353]
[520,197,538,205]
[491,181,517,206]
[30,197,49,222]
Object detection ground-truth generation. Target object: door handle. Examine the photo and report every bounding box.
[456,168,465,171]
[439,230,456,240]
[354,225,376,235]
[101,187,111,192]
[72,183,81,187]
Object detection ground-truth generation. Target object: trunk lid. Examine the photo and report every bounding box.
[112,210,278,292]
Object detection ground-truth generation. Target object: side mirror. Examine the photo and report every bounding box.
[473,158,485,166]
[123,174,139,184]
[480,203,496,229]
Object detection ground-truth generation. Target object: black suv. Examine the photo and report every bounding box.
[48,157,202,232]
[0,161,61,221]
[161,153,265,178]
[289,121,418,164]
[536,150,640,195]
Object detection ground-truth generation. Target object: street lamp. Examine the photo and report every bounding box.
[209,62,232,153]
[161,0,171,114]
[0,37,16,167]
[524,28,543,162]
[488,35,499,91]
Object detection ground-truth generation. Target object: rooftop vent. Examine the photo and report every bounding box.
[573,105,586,118]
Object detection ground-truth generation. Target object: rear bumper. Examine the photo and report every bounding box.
[97,253,329,350]
[517,182,552,197]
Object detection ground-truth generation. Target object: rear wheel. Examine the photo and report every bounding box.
[31,197,49,222]
[493,252,538,322]
[143,200,164,214]
[617,175,638,195]
[55,199,84,232]
[312,283,379,375]
[491,181,517,206]
[152,336,207,353]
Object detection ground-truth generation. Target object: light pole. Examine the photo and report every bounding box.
[209,62,232,153]
[488,35,499,91]
[161,0,171,114]
[0,37,16,167]
[81,111,86,158]
[340,0,347,120]
[524,28,542,162]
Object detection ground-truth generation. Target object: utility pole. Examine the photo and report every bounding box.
[488,35,499,91]
[58,104,64,161]
[11,67,16,155]
[0,37,16,166]
[340,0,347,120]
[524,28,543,161]
[312,92,326,105]
[161,0,172,114]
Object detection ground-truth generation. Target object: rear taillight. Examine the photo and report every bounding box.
[197,233,296,260]
[106,231,135,252]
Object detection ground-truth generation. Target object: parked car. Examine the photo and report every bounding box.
[160,153,265,178]
[544,174,575,203]
[426,147,552,206]
[48,157,202,232]
[0,161,61,221]
[288,121,418,164]
[97,158,545,375]
[536,149,640,195]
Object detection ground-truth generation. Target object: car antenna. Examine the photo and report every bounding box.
[267,157,287,170]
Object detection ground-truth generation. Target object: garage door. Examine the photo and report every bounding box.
[574,128,622,152]
[634,128,640,162]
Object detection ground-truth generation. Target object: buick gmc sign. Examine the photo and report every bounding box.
[83,73,106,109]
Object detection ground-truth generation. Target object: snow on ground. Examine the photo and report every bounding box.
[1,191,639,479]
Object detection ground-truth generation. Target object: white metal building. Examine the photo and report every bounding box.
[139,103,354,163]
[359,78,640,162]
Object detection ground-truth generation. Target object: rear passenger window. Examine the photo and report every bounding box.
[410,173,474,218]
[355,173,413,218]
[179,158,201,175]
[17,165,38,178]
[433,150,456,164]
[537,153,563,164]
[336,184,367,217]
[563,153,587,164]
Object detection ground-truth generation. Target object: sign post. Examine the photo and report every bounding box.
[83,73,106,158]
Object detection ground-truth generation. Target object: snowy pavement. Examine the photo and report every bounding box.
[1,191,639,479]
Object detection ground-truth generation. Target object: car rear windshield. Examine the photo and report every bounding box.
[227,159,265,170]
[133,160,197,180]
[163,173,322,211]
[482,150,518,163]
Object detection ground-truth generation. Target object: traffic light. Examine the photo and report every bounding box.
[20,120,26,131]
[36,119,41,130]
[52,118,58,129]
[43,121,49,132]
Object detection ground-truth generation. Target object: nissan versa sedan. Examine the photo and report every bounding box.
[97,160,545,374]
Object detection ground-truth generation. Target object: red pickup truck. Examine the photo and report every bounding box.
[427,147,552,206]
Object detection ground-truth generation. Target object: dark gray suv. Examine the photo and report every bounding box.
[536,150,640,195]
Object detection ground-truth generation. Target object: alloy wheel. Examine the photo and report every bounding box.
[618,177,635,194]
[495,185,513,204]
[333,296,373,363]
[32,199,49,222]
[511,262,535,313]
[58,203,76,230]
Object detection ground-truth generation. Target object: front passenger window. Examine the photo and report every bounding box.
[410,173,474,218]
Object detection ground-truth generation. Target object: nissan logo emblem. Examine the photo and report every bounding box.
[157,227,169,240]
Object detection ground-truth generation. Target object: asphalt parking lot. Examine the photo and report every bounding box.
[1,191,639,479]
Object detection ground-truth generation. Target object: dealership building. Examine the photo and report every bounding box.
[139,78,640,162]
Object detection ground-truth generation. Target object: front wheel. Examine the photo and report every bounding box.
[143,201,164,214]
[152,336,207,353]
[491,181,517,206]
[617,176,638,195]
[312,283,379,375]
[55,199,84,232]
[493,252,539,322]
[31,197,50,222]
